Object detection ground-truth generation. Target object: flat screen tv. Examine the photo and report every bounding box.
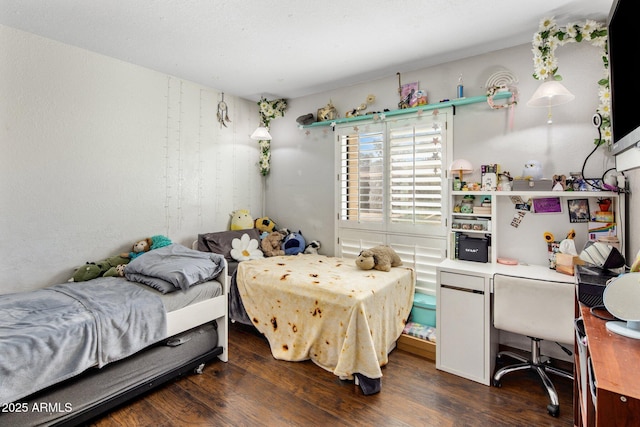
[608,0,640,155]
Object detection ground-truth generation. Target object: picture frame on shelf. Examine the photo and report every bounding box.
[400,82,419,108]
[567,198,590,223]
[532,197,562,214]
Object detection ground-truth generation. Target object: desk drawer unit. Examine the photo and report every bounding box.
[436,270,494,385]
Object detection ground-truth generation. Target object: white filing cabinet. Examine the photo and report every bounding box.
[436,263,497,385]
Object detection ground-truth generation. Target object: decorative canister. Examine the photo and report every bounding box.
[460,196,475,213]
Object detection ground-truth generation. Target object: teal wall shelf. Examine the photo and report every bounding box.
[302,92,514,128]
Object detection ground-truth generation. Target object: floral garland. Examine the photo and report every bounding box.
[531,17,609,146]
[256,97,287,176]
[486,85,518,109]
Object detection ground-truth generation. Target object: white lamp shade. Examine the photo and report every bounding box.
[450,159,473,181]
[527,81,575,107]
[449,159,473,174]
[250,126,272,140]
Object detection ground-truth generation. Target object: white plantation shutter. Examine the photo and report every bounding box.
[338,125,385,225]
[335,110,452,294]
[389,121,443,226]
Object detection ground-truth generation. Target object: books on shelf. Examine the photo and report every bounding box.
[403,321,436,342]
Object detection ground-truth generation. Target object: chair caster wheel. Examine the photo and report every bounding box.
[547,404,559,417]
[492,379,501,387]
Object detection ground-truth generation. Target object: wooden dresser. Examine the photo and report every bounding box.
[575,304,640,426]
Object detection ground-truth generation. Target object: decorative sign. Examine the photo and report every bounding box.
[532,197,562,214]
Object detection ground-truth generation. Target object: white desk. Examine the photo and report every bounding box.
[435,259,574,385]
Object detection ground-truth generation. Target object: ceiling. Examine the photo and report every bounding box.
[0,0,614,101]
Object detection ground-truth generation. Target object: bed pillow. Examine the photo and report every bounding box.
[197,229,262,262]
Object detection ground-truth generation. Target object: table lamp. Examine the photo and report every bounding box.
[449,159,473,182]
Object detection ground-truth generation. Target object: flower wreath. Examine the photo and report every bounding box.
[486,85,518,110]
[532,17,609,146]
[256,97,287,176]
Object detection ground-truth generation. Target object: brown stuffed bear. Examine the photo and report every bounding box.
[261,231,286,257]
[355,245,402,272]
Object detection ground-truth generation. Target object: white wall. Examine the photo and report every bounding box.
[0,25,262,293]
[268,41,640,264]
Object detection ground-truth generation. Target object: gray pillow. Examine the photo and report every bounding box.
[197,229,262,262]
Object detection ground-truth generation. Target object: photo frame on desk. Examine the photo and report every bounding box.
[568,198,590,223]
[532,197,562,214]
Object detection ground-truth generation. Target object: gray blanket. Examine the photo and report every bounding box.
[125,244,225,293]
[0,278,166,405]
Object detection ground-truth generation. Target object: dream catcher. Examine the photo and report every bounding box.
[217,93,231,128]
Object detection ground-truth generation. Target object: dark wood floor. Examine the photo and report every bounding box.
[91,322,574,426]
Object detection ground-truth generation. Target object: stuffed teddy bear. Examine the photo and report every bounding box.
[355,245,402,272]
[230,209,254,231]
[261,231,286,257]
[304,240,321,255]
[69,254,131,282]
[282,231,306,255]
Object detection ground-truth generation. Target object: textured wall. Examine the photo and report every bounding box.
[0,25,262,292]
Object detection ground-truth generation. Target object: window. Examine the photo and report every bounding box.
[389,121,444,226]
[335,110,452,293]
[339,127,384,224]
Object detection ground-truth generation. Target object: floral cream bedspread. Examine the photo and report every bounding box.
[236,254,415,380]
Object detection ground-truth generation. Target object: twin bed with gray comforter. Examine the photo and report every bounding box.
[0,243,228,426]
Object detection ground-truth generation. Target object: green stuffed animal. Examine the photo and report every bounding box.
[69,255,130,282]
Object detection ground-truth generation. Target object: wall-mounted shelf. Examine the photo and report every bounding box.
[303,92,514,128]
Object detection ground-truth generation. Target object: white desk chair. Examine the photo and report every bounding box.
[492,273,575,417]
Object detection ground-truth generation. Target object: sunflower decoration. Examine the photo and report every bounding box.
[543,231,555,243]
[566,229,576,240]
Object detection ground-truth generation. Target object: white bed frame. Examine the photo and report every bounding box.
[164,241,228,361]
[166,262,229,362]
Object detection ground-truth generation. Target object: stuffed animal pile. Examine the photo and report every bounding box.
[355,245,402,272]
[228,210,322,257]
[69,235,172,282]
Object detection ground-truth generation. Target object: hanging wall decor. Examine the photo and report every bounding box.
[217,93,231,128]
[256,97,287,176]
